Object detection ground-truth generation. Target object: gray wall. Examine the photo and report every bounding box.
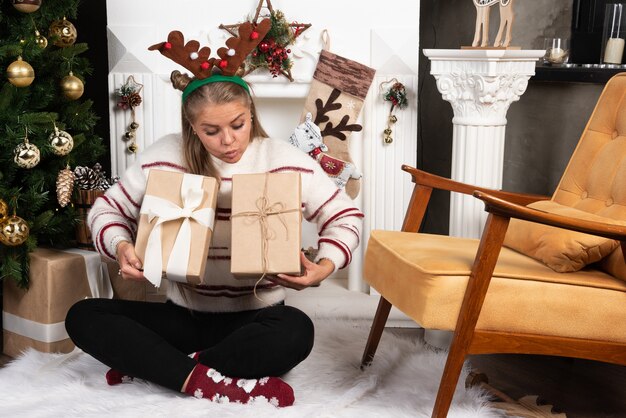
[418,0,604,234]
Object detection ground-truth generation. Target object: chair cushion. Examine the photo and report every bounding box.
[503,200,623,272]
[364,230,626,343]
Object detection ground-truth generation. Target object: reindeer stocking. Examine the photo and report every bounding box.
[301,50,375,199]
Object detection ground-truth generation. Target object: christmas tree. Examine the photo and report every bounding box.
[0,0,105,288]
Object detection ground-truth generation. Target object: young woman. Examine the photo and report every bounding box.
[65,71,363,408]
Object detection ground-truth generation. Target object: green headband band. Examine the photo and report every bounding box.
[182,75,250,102]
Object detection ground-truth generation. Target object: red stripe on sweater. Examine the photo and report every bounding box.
[318,208,362,234]
[337,224,361,246]
[117,181,141,209]
[89,210,125,233]
[318,237,351,269]
[98,222,133,259]
[105,196,138,226]
[269,166,314,174]
[306,189,340,222]
[141,162,187,172]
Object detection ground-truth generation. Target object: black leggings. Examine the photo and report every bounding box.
[65,298,314,392]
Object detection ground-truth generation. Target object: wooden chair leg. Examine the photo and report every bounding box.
[361,296,392,368]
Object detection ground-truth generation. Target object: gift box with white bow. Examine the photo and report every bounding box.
[2,248,145,357]
[134,169,218,288]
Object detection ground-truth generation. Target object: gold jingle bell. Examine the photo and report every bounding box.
[7,56,35,88]
[60,71,84,100]
[49,17,77,47]
[49,127,74,156]
[127,142,138,153]
[0,215,30,246]
[0,199,8,221]
[14,140,41,169]
[34,30,48,49]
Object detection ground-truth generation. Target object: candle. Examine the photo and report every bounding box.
[549,47,567,64]
[604,37,625,64]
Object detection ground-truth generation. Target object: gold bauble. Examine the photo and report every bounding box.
[49,17,77,47]
[11,0,41,13]
[34,30,48,49]
[0,199,8,221]
[13,140,41,169]
[127,142,138,153]
[60,72,84,100]
[7,56,35,88]
[0,215,30,246]
[49,127,74,156]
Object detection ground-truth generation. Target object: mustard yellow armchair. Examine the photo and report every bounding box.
[361,72,626,418]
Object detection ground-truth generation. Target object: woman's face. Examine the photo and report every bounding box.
[190,100,252,164]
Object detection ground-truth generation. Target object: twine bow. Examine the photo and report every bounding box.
[230,174,300,302]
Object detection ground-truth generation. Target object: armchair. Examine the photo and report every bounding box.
[361,72,626,418]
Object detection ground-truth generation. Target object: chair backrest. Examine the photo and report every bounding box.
[553,72,626,220]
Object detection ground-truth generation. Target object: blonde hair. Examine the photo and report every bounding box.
[171,71,268,178]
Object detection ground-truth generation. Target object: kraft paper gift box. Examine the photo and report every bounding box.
[2,247,140,358]
[135,169,218,288]
[231,172,302,277]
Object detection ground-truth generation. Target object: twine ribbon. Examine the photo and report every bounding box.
[230,174,300,302]
[141,174,215,288]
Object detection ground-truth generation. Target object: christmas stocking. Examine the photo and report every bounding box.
[301,49,375,199]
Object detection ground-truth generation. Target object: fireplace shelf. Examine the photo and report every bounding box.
[533,64,625,84]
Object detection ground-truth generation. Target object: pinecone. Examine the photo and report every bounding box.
[56,167,75,207]
[127,92,142,108]
[74,166,98,190]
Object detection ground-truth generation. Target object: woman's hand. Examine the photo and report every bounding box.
[272,252,335,291]
[116,241,147,282]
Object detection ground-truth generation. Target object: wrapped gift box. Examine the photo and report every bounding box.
[135,169,218,287]
[2,248,150,358]
[231,172,302,277]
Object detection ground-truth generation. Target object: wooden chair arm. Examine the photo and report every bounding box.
[402,164,549,206]
[474,191,626,241]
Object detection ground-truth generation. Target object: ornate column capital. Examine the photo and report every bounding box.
[423,49,545,126]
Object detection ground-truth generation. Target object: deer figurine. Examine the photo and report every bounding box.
[472,0,515,48]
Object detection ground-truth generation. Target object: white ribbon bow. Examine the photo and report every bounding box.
[141,174,215,287]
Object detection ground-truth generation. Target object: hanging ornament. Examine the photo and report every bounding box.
[34,30,48,49]
[115,75,143,154]
[48,123,74,156]
[60,71,84,100]
[56,166,75,207]
[49,17,78,47]
[6,56,35,88]
[0,214,30,246]
[13,128,40,169]
[0,199,8,221]
[11,0,41,13]
[380,79,408,144]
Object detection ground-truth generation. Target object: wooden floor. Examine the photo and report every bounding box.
[2,350,625,417]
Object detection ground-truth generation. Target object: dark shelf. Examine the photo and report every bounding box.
[533,65,626,84]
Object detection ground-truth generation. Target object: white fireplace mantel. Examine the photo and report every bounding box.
[423,49,545,238]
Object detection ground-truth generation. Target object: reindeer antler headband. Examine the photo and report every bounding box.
[149,19,272,101]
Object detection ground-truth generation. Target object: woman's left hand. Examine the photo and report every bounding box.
[271,252,335,291]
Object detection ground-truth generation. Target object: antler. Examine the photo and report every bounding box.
[149,31,214,79]
[314,88,363,141]
[216,19,272,76]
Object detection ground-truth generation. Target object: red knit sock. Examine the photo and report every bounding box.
[183,364,294,407]
[105,369,134,385]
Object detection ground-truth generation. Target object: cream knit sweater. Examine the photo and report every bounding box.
[88,134,363,312]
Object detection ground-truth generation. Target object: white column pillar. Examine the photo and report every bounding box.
[423,49,544,238]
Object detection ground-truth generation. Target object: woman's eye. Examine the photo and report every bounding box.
[233,123,245,130]
[205,131,218,136]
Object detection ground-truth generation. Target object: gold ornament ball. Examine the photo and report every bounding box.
[49,128,74,156]
[0,215,30,246]
[49,18,77,48]
[13,141,41,169]
[7,56,35,88]
[0,199,8,221]
[34,31,48,49]
[11,0,41,13]
[60,72,84,100]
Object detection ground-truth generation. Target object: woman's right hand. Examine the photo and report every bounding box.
[116,241,147,282]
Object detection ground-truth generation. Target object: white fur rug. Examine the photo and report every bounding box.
[0,320,502,418]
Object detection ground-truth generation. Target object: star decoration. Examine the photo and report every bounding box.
[219,0,311,81]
